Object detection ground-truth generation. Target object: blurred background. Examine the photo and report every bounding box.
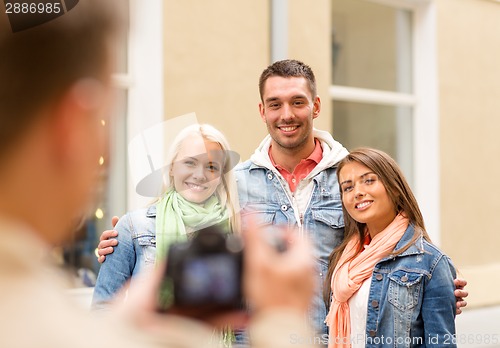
[62,0,500,330]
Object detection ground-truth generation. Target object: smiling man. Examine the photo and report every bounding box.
[236,59,468,339]
[259,75,320,165]
[236,60,349,337]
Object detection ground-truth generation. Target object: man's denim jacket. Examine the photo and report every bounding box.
[359,224,457,348]
[235,162,345,336]
[235,130,349,336]
[92,206,157,309]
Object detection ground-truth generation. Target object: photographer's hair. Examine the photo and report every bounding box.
[258,59,317,101]
[0,0,121,160]
[323,147,431,305]
[162,123,241,233]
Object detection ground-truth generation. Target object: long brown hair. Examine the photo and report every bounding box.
[323,147,431,305]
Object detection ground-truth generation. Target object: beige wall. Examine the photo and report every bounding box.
[163,0,334,161]
[163,0,270,161]
[437,0,500,306]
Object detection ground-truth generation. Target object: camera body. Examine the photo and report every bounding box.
[157,224,244,313]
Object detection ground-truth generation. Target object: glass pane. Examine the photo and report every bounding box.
[332,0,413,93]
[332,100,414,185]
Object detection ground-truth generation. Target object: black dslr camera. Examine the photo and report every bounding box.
[157,224,244,315]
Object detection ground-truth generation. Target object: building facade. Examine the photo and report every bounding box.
[75,0,500,309]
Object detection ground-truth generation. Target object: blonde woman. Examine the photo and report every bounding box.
[92,124,240,308]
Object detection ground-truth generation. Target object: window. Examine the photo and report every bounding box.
[331,0,440,242]
[331,0,413,171]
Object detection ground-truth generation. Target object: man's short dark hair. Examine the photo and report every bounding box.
[258,59,317,101]
[0,0,121,159]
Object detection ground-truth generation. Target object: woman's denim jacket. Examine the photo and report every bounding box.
[92,206,157,309]
[359,224,457,348]
[235,161,345,336]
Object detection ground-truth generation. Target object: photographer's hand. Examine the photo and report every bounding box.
[242,224,316,347]
[243,224,315,314]
[112,266,224,347]
[118,224,316,347]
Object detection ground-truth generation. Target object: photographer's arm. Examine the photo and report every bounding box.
[244,225,316,348]
[113,223,316,348]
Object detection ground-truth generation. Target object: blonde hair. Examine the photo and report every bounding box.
[161,124,241,233]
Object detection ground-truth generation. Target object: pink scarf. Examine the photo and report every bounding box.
[324,214,409,347]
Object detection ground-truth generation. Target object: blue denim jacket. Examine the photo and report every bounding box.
[235,130,348,336]
[359,224,457,348]
[235,162,344,336]
[91,206,157,309]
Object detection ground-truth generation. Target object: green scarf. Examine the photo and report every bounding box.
[155,189,229,262]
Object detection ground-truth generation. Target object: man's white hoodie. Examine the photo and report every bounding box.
[249,128,349,228]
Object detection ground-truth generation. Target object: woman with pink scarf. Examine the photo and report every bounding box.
[324,148,457,348]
